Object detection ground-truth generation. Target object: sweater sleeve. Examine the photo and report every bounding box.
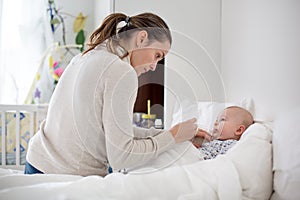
[133,126,164,138]
[102,60,175,171]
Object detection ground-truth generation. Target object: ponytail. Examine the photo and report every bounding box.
[83,13,127,55]
[83,12,172,55]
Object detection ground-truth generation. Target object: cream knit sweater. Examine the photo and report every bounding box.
[27,43,175,176]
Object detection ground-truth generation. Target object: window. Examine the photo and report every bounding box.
[0,0,48,104]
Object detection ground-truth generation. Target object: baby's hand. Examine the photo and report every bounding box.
[195,128,213,141]
[191,136,204,148]
[191,128,213,148]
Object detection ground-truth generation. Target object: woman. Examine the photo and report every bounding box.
[25,12,197,176]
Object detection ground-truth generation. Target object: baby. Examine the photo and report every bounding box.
[192,106,254,160]
[123,106,254,173]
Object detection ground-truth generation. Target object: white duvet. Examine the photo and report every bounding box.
[0,123,273,200]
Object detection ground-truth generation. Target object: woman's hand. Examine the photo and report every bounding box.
[169,118,197,143]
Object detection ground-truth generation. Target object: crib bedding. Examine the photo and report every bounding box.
[0,112,35,165]
[0,123,273,200]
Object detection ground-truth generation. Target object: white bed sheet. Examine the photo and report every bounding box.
[0,157,241,200]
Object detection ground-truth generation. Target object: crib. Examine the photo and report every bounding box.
[0,104,48,170]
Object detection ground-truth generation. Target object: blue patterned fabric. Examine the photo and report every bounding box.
[199,139,237,160]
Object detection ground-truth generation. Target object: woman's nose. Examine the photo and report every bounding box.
[150,63,157,71]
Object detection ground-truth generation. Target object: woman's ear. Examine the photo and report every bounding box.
[235,125,246,137]
[136,30,148,48]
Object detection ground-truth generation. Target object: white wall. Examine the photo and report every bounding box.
[97,0,300,125]
[114,0,222,128]
[94,0,112,29]
[221,0,300,121]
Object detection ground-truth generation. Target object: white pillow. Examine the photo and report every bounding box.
[171,98,254,131]
[271,107,300,200]
[224,123,273,199]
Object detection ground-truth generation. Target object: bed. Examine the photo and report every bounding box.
[0,101,299,200]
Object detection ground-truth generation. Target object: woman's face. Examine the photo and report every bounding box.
[130,40,170,76]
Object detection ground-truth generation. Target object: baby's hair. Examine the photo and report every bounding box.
[83,12,172,55]
[225,106,254,129]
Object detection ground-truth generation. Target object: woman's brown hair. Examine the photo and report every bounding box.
[82,12,172,55]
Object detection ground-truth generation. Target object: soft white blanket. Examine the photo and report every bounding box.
[0,158,241,200]
[0,123,272,200]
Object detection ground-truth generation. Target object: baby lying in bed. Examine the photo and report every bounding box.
[192,106,254,160]
[125,106,254,173]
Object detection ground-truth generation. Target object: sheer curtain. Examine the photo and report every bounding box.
[0,0,52,104]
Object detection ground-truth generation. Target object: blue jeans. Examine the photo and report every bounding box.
[24,162,44,174]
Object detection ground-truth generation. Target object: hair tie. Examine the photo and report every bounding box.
[125,16,130,27]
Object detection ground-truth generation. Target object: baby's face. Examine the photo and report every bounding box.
[212,109,241,140]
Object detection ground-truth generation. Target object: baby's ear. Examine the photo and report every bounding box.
[235,125,246,136]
